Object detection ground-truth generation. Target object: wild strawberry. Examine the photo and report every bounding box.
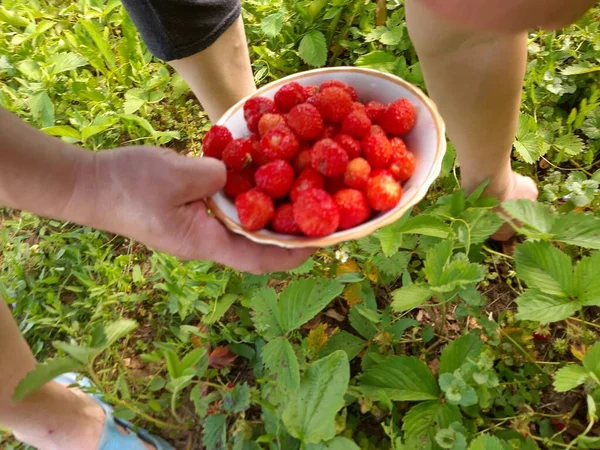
[366,170,402,211]
[249,134,270,166]
[258,113,286,137]
[362,133,392,168]
[303,85,319,98]
[260,125,300,161]
[290,168,324,202]
[378,98,416,135]
[293,148,312,174]
[320,80,358,101]
[389,149,416,182]
[314,87,353,123]
[352,102,367,115]
[550,418,566,432]
[317,124,340,140]
[311,139,349,177]
[390,137,408,158]
[223,168,254,199]
[325,175,346,195]
[293,188,340,236]
[202,125,232,159]
[334,189,371,230]
[222,137,253,170]
[226,383,235,390]
[271,203,301,234]
[286,103,324,140]
[341,111,372,139]
[334,134,362,159]
[235,188,275,231]
[243,97,278,133]
[344,157,371,190]
[533,326,551,341]
[370,124,387,136]
[365,101,386,123]
[254,160,295,199]
[274,82,307,112]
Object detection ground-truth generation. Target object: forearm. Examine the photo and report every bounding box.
[0,108,96,224]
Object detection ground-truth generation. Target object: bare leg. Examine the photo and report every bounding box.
[0,300,154,450]
[170,16,256,122]
[406,1,538,239]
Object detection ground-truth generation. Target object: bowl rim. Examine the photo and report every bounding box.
[205,66,446,249]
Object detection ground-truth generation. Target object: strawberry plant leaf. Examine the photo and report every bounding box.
[583,342,600,376]
[396,215,451,239]
[502,199,556,235]
[439,333,484,375]
[391,284,432,312]
[222,382,251,413]
[514,241,573,297]
[42,125,81,140]
[260,12,284,38]
[251,287,283,339]
[203,413,227,450]
[373,251,410,278]
[553,365,591,392]
[554,133,585,157]
[203,293,237,325]
[551,213,600,250]
[13,356,84,401]
[516,289,580,323]
[283,351,350,444]
[47,51,88,74]
[306,436,361,450]
[402,400,462,447]
[433,257,485,293]
[279,279,343,333]
[349,305,378,340]
[298,30,327,67]
[459,209,504,245]
[262,336,300,393]
[318,331,366,361]
[360,355,439,401]
[355,51,397,72]
[468,434,505,450]
[575,252,600,305]
[29,90,54,127]
[424,240,454,286]
[514,132,545,164]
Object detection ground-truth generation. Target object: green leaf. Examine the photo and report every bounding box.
[79,19,118,73]
[53,342,98,364]
[575,252,600,305]
[260,12,284,38]
[402,400,462,446]
[459,209,504,245]
[391,284,432,312]
[251,287,283,339]
[554,133,585,156]
[13,357,84,401]
[262,337,300,393]
[223,383,251,413]
[355,51,397,72]
[553,365,590,392]
[583,342,600,376]
[47,52,88,74]
[373,251,410,278]
[468,434,505,450]
[41,125,81,140]
[29,91,54,127]
[439,333,483,375]
[283,351,350,444]
[360,356,439,401]
[578,436,600,449]
[514,132,544,164]
[298,30,327,67]
[96,320,138,351]
[516,289,580,324]
[552,213,600,250]
[309,437,361,450]
[424,240,454,286]
[279,279,343,333]
[203,413,227,450]
[203,294,237,325]
[514,241,573,296]
[349,305,378,340]
[319,331,366,361]
[502,200,555,235]
[375,219,406,256]
[380,26,404,46]
[396,215,451,238]
[433,258,485,293]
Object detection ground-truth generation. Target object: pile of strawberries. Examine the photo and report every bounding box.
[202,79,417,237]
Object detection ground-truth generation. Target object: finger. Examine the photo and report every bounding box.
[184,205,313,274]
[173,155,227,202]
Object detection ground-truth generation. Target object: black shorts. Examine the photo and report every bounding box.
[121,0,241,61]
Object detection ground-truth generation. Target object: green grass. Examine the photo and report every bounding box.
[1,1,600,449]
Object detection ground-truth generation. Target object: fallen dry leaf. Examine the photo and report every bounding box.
[209,346,238,369]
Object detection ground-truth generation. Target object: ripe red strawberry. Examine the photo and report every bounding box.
[314,87,353,123]
[254,160,295,199]
[249,134,270,166]
[222,137,253,171]
[303,85,319,98]
[260,125,300,161]
[293,148,312,174]
[334,134,362,159]
[224,168,254,199]
[235,188,275,231]
[366,170,402,211]
[362,133,392,168]
[325,175,346,195]
[365,101,386,123]
[271,203,301,234]
[244,97,278,133]
[286,103,324,140]
[317,124,340,140]
[293,188,340,236]
[370,124,387,136]
[378,98,416,135]
[334,189,371,230]
[202,125,232,159]
[311,139,349,177]
[320,80,358,101]
[389,149,416,182]
[290,168,324,202]
[274,82,307,112]
[258,113,286,137]
[390,137,408,158]
[352,102,367,115]
[344,157,371,190]
[341,111,372,139]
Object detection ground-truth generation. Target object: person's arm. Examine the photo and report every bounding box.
[0,108,310,273]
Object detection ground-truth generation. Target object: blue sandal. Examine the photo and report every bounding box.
[55,373,175,450]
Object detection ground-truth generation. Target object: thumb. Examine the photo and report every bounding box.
[174,156,227,201]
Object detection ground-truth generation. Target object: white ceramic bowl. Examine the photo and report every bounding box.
[206,67,446,249]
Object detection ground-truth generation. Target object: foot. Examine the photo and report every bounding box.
[488,172,538,241]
